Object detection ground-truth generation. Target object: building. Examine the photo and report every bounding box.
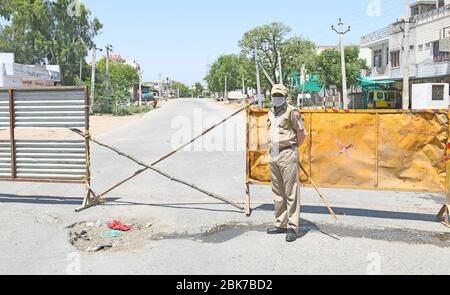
[0,53,60,88]
[108,53,141,71]
[142,81,161,97]
[360,0,450,85]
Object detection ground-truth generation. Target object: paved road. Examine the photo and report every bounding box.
[1,98,449,275]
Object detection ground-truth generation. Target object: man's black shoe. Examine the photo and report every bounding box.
[267,227,288,235]
[286,229,298,242]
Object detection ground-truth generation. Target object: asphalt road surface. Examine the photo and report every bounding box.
[1,98,449,275]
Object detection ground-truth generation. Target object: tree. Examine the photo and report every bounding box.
[95,58,139,110]
[312,47,367,92]
[283,36,317,74]
[0,0,102,85]
[172,81,191,97]
[204,54,258,95]
[193,82,204,97]
[239,22,292,85]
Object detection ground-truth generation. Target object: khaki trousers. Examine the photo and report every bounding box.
[270,147,300,233]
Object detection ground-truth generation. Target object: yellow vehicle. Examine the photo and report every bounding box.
[367,90,402,109]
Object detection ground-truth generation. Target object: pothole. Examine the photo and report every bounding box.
[67,219,450,253]
[67,219,154,253]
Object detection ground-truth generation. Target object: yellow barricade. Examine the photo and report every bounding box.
[246,108,449,193]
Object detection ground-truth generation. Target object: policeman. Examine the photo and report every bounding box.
[267,84,307,242]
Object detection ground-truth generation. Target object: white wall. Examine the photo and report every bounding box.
[415,15,450,62]
[0,53,14,64]
[359,47,372,68]
[412,83,449,109]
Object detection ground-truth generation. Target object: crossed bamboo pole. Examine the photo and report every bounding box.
[73,102,255,212]
[299,163,337,220]
[93,102,255,200]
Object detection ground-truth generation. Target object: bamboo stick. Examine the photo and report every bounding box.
[94,102,254,199]
[71,129,245,211]
[299,163,338,220]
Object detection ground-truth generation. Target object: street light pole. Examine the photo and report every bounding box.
[332,18,351,109]
[104,44,113,110]
[89,45,102,114]
[402,0,411,110]
[277,48,283,84]
[254,48,262,107]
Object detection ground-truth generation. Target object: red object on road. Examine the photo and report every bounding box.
[107,220,131,232]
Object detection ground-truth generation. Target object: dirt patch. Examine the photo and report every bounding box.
[210,99,248,110]
[0,114,146,141]
[67,219,154,253]
[90,114,146,136]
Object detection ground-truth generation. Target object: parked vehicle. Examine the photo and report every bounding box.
[367,90,402,109]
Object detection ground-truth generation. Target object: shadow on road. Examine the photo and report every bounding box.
[255,204,439,223]
[105,199,243,214]
[0,193,439,224]
[0,194,119,206]
[0,194,242,214]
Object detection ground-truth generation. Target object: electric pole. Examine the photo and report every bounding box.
[277,48,283,84]
[104,44,113,110]
[138,71,142,107]
[402,0,411,110]
[332,18,351,109]
[89,45,102,114]
[299,64,306,108]
[242,76,245,95]
[79,57,83,81]
[254,47,262,107]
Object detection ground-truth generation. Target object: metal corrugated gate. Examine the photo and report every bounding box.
[0,87,89,184]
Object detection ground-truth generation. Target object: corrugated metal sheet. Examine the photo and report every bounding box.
[12,89,85,128]
[0,90,10,128]
[0,87,88,183]
[14,140,86,180]
[0,141,11,177]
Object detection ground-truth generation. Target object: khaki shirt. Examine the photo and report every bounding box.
[268,104,305,150]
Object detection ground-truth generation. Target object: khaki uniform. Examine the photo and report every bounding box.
[268,104,305,233]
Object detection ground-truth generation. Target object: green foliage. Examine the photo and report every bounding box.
[94,58,140,112]
[205,54,255,94]
[172,81,191,97]
[0,0,102,85]
[114,105,154,117]
[312,47,368,90]
[239,22,292,85]
[283,36,317,73]
[193,82,204,97]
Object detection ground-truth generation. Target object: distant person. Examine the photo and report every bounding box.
[267,84,307,243]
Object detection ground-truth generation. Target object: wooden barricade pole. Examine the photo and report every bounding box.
[438,105,450,227]
[245,106,251,216]
[8,89,16,180]
[76,102,254,212]
[80,87,98,210]
[71,129,245,212]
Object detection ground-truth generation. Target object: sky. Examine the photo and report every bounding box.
[82,0,406,85]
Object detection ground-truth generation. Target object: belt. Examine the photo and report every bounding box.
[272,145,298,153]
